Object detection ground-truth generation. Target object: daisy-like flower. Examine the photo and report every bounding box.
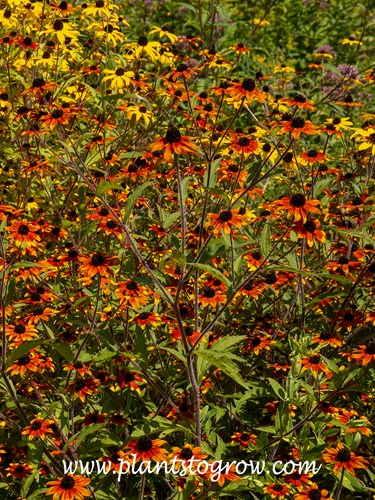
[131,311,161,329]
[351,127,375,155]
[7,352,41,377]
[293,219,326,247]
[149,26,178,43]
[341,37,362,45]
[42,19,79,44]
[230,42,250,54]
[46,474,91,500]
[231,432,256,447]
[206,208,246,235]
[198,286,226,308]
[69,378,98,402]
[22,418,55,440]
[149,126,198,162]
[322,442,368,476]
[79,252,116,286]
[102,67,134,90]
[7,220,41,247]
[169,444,208,469]
[280,116,320,139]
[348,340,375,365]
[6,322,39,342]
[63,362,92,376]
[6,463,33,478]
[203,462,240,486]
[325,117,352,131]
[312,331,343,348]
[227,78,267,103]
[111,370,145,393]
[126,436,168,463]
[299,150,327,166]
[243,334,275,355]
[115,280,150,309]
[51,0,75,14]
[264,482,291,498]
[280,94,316,110]
[274,194,320,223]
[127,36,161,62]
[121,104,153,126]
[84,0,118,17]
[41,108,74,128]
[294,483,333,500]
[22,77,58,96]
[300,353,332,376]
[231,135,259,154]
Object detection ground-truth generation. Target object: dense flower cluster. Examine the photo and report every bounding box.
[0,0,374,498]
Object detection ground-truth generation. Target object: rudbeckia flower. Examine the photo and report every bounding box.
[206,208,246,235]
[293,219,326,246]
[22,418,55,440]
[102,67,134,89]
[125,436,169,462]
[46,474,91,500]
[274,194,320,222]
[264,482,291,498]
[149,126,198,161]
[322,442,368,475]
[280,116,320,139]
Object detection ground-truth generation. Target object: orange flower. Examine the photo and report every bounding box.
[7,220,41,247]
[115,280,150,309]
[203,462,240,487]
[22,77,58,96]
[126,436,169,462]
[264,482,291,498]
[294,483,333,500]
[22,418,55,440]
[169,444,208,468]
[150,126,198,161]
[79,252,116,286]
[280,117,320,139]
[312,331,343,347]
[7,352,40,377]
[227,78,267,103]
[274,194,320,222]
[46,474,91,500]
[198,286,226,308]
[231,432,257,447]
[207,208,245,235]
[293,219,326,247]
[131,311,161,328]
[322,442,368,475]
[111,370,145,393]
[6,322,39,342]
[347,340,375,365]
[231,135,259,154]
[6,462,33,478]
[41,107,74,128]
[299,149,327,165]
[300,353,332,376]
[243,334,275,355]
[279,94,316,110]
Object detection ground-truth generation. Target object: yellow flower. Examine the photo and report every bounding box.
[149,26,178,43]
[102,67,134,90]
[83,0,118,17]
[42,19,79,44]
[341,38,362,46]
[351,127,375,154]
[325,117,353,131]
[89,21,126,46]
[122,104,153,126]
[126,36,161,62]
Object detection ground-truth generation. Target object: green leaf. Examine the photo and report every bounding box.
[53,343,74,363]
[96,181,124,196]
[194,350,249,389]
[187,262,231,288]
[268,378,286,400]
[123,181,153,222]
[260,219,271,257]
